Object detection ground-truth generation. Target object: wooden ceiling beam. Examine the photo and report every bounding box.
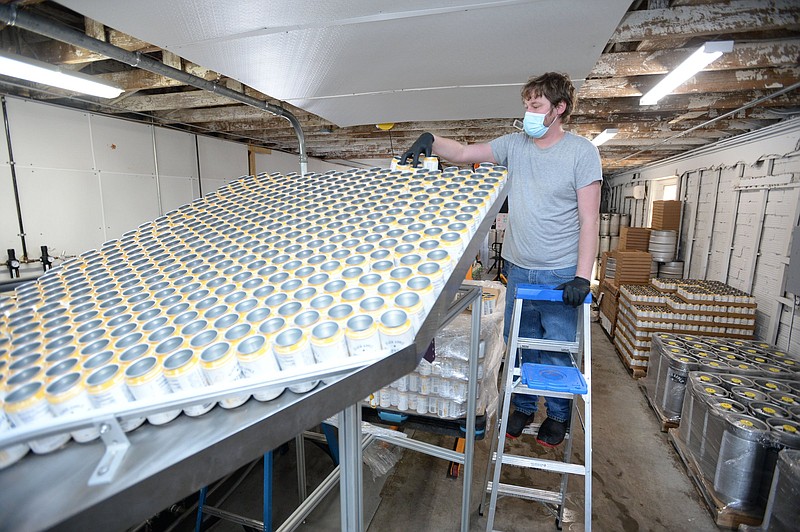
[579,67,800,99]
[590,40,800,78]
[610,0,800,43]
[110,90,240,112]
[21,26,157,65]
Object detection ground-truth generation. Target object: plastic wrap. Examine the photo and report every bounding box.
[674,375,800,519]
[740,449,800,532]
[368,280,506,421]
[321,417,408,479]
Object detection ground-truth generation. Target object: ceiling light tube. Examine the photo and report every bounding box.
[591,128,618,146]
[0,50,123,98]
[640,40,733,106]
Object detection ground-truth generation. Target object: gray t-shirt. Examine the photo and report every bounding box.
[490,131,602,269]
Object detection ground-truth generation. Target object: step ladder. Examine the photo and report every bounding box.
[481,284,592,531]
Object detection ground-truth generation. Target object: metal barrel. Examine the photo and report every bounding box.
[712,414,770,507]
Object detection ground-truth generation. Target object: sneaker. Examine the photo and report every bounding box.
[505,410,536,439]
[536,417,567,447]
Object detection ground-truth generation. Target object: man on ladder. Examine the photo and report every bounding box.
[402,71,602,522]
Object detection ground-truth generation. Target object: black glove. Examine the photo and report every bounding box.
[399,132,434,168]
[555,276,591,307]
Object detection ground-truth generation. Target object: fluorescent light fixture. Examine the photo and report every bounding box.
[640,41,733,106]
[591,128,619,146]
[0,50,123,98]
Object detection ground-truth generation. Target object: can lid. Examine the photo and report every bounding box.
[125,356,161,384]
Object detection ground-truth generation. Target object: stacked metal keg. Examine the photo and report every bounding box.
[652,332,799,511]
[0,163,507,467]
[649,229,677,262]
[598,212,629,257]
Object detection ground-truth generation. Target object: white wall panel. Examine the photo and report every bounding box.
[155,127,198,178]
[5,98,93,171]
[15,167,104,256]
[197,136,247,194]
[91,115,156,175]
[0,166,20,254]
[201,179,227,194]
[159,175,196,213]
[100,173,160,240]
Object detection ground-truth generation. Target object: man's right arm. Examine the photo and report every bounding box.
[431,135,496,165]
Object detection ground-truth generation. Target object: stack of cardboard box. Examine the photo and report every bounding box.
[651,200,682,231]
[598,248,653,338]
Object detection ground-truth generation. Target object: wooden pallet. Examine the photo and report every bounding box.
[639,383,679,432]
[613,341,647,379]
[667,429,764,530]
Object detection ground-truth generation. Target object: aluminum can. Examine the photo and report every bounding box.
[378,310,414,353]
[236,335,284,401]
[85,364,146,432]
[407,276,437,313]
[162,349,216,416]
[394,292,427,333]
[0,408,29,469]
[125,356,181,425]
[310,321,349,364]
[200,342,249,409]
[45,372,100,442]
[345,315,382,356]
[273,327,319,393]
[4,381,71,454]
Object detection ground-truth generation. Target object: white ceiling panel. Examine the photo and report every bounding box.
[58,0,630,126]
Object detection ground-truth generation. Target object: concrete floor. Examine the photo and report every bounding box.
[184,323,718,532]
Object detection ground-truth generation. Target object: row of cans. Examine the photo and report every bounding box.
[0,164,508,467]
[369,389,471,419]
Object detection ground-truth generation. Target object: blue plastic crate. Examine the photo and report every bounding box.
[520,363,588,395]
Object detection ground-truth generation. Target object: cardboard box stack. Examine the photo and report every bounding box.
[614,279,757,377]
[598,249,653,339]
[651,200,682,231]
[619,226,651,251]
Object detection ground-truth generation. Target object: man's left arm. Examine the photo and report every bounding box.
[575,181,601,280]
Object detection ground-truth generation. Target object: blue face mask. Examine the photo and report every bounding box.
[522,111,550,138]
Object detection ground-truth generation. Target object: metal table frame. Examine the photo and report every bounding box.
[284,285,483,532]
[0,183,508,532]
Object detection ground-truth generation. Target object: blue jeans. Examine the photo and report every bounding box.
[503,261,578,423]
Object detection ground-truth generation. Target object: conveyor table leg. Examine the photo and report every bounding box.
[264,451,273,532]
[339,404,363,532]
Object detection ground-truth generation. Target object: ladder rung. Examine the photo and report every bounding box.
[494,453,586,476]
[486,481,563,505]
[517,338,579,353]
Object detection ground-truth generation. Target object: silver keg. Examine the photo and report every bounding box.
[657,352,698,418]
[609,213,621,236]
[658,261,683,279]
[749,401,790,423]
[768,391,800,410]
[681,376,725,466]
[719,374,756,391]
[619,213,630,231]
[713,414,770,507]
[599,235,611,255]
[759,418,800,508]
[730,386,769,406]
[763,449,800,531]
[599,213,611,236]
[649,230,677,262]
[753,377,793,396]
[698,392,741,481]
